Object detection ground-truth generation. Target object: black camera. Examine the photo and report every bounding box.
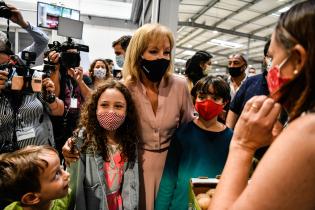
[0,1,12,19]
[48,38,89,69]
[0,52,55,103]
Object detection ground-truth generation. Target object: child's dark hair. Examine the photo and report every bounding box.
[79,79,140,163]
[191,75,231,104]
[0,145,58,205]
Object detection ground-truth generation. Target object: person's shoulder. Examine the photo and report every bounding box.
[169,73,187,85]
[4,202,22,210]
[176,121,194,136]
[244,74,263,84]
[287,113,315,135]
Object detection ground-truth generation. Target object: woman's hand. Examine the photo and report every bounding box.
[231,95,282,153]
[48,51,60,65]
[42,78,55,93]
[62,137,80,166]
[68,67,84,83]
[0,70,9,91]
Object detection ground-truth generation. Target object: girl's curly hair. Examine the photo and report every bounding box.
[79,79,140,163]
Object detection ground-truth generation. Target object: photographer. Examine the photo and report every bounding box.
[48,40,92,154]
[0,31,64,153]
[1,2,49,59]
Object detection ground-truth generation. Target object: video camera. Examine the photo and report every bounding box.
[0,1,12,19]
[48,37,89,69]
[0,51,56,103]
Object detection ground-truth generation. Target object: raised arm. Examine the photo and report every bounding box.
[8,5,49,58]
[209,96,315,210]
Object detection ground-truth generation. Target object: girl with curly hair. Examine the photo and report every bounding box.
[68,79,140,210]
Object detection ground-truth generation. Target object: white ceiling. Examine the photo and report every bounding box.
[175,0,305,74]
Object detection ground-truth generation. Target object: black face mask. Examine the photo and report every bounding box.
[140,58,170,82]
[228,66,243,77]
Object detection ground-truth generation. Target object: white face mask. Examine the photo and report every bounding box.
[204,65,212,75]
[115,55,124,68]
[94,68,107,79]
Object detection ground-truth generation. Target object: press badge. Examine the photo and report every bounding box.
[70,98,78,108]
[16,127,36,141]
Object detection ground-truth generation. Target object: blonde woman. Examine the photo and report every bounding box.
[122,23,194,210]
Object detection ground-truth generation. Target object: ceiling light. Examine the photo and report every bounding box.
[186,44,193,48]
[278,6,291,13]
[182,50,195,56]
[208,39,243,48]
[216,68,220,71]
[271,13,280,17]
[175,58,186,63]
[213,30,218,34]
[177,26,185,33]
[214,61,218,64]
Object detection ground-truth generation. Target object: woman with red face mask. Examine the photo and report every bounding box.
[209,1,315,210]
[155,75,232,210]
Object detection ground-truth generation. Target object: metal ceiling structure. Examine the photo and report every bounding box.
[174,0,304,74]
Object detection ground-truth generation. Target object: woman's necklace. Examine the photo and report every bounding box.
[107,144,121,169]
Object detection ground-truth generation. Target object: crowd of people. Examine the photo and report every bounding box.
[1,1,315,210]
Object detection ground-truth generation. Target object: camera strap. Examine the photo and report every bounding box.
[9,93,21,151]
[6,19,9,40]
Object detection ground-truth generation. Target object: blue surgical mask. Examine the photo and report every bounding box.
[115,55,124,68]
[94,68,107,79]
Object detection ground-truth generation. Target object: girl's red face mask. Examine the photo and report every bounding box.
[195,99,224,121]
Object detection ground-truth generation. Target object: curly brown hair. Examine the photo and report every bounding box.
[79,79,140,162]
[88,59,111,83]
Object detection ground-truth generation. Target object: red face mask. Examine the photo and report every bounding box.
[195,99,224,121]
[266,57,291,95]
[97,111,125,131]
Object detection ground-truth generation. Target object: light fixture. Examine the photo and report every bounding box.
[213,30,218,34]
[175,58,186,63]
[271,13,280,17]
[214,61,218,64]
[278,6,291,13]
[208,39,243,48]
[182,50,195,56]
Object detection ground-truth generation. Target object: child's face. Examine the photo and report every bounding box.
[196,84,224,105]
[97,88,127,116]
[38,151,70,202]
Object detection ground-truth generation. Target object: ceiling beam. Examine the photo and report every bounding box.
[178,21,268,41]
[177,0,262,45]
[213,0,263,27]
[191,0,220,22]
[176,0,219,42]
[232,0,297,30]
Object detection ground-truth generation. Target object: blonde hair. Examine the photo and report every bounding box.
[123,23,174,85]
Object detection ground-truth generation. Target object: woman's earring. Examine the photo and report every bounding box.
[293,69,299,75]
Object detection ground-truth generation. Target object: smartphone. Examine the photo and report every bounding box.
[71,129,84,152]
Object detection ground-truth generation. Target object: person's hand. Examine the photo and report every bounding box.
[7,5,28,28]
[0,70,9,91]
[48,51,60,65]
[231,95,282,153]
[42,78,55,93]
[69,66,83,83]
[62,137,80,166]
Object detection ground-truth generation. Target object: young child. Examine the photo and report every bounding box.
[68,79,140,210]
[0,145,70,210]
[155,75,233,210]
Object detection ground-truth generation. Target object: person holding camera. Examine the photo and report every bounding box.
[0,2,49,59]
[48,40,92,155]
[0,31,64,154]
